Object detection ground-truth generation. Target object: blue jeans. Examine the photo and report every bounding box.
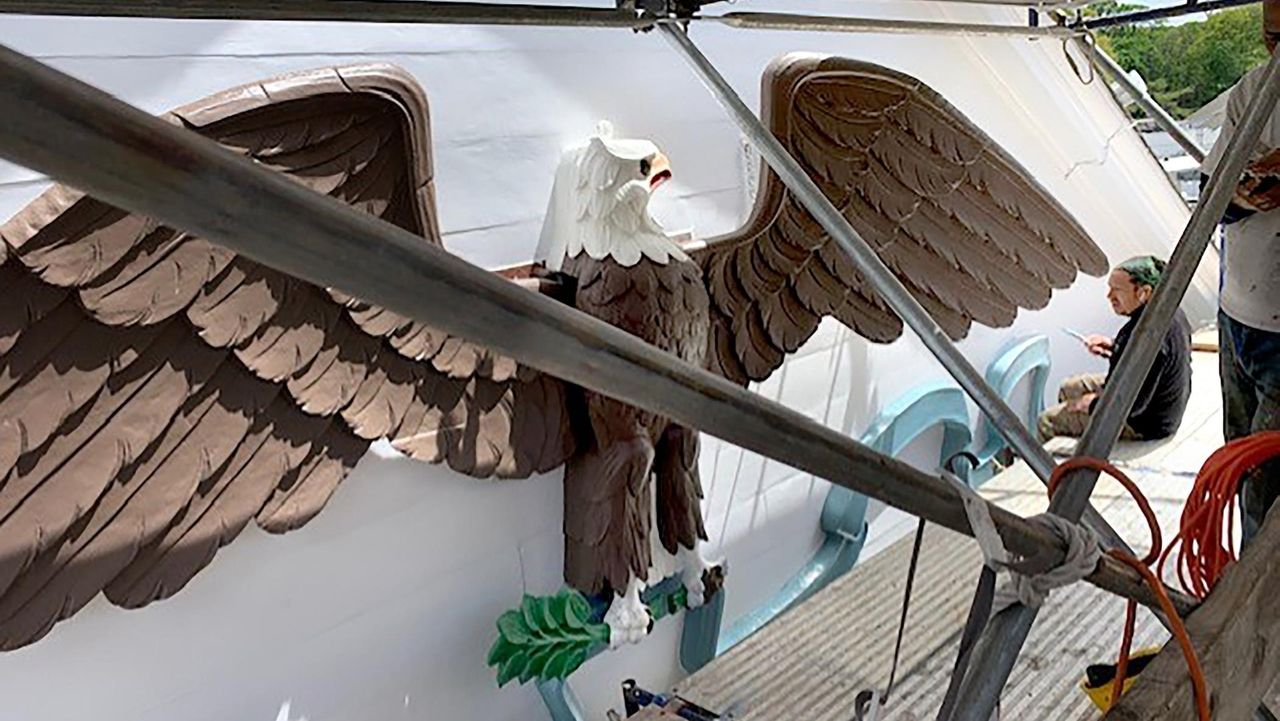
[1220,312,1280,543]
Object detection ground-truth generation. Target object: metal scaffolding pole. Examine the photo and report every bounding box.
[0,43,1185,616]
[659,22,1143,560]
[1077,0,1259,30]
[1087,40,1206,162]
[0,0,651,27]
[948,50,1280,721]
[0,0,1085,39]
[709,12,1079,39]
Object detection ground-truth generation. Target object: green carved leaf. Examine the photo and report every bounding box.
[589,622,611,646]
[487,634,517,667]
[488,588,613,686]
[497,649,530,688]
[497,610,531,645]
[545,645,589,681]
[539,595,559,631]
[564,591,591,631]
[549,592,571,628]
[522,647,554,684]
[520,594,544,636]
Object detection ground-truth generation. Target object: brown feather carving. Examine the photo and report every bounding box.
[0,321,222,598]
[187,260,289,348]
[0,265,64,356]
[257,421,367,533]
[0,363,274,649]
[654,426,706,554]
[696,54,1106,384]
[0,64,575,647]
[104,398,324,609]
[0,312,165,478]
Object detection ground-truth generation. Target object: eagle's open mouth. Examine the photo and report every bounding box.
[650,169,672,190]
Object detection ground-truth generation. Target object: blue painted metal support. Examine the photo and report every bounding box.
[679,586,725,673]
[969,336,1051,485]
[707,383,973,660]
[537,678,588,721]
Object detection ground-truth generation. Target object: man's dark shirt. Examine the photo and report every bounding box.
[1091,305,1193,440]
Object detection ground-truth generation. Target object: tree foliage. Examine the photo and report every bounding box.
[1090,3,1270,118]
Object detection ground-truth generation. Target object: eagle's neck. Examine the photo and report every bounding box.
[538,149,691,272]
[562,184,690,269]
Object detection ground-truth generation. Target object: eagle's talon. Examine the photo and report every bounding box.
[677,545,719,609]
[604,578,652,649]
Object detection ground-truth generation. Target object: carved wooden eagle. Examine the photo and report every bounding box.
[0,56,1105,650]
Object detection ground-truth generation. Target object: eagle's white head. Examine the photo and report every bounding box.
[536,121,690,272]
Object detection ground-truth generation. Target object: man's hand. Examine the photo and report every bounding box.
[1084,334,1114,358]
[1237,149,1280,212]
[1068,392,1098,414]
[1248,148,1280,176]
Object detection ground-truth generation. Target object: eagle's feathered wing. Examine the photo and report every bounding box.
[697,54,1108,384]
[0,55,1107,649]
[0,64,573,649]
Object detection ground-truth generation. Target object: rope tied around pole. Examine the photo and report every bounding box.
[937,471,1100,721]
[940,458,1210,720]
[945,471,1101,614]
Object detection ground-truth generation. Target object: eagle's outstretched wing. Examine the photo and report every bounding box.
[697,54,1108,384]
[0,64,573,649]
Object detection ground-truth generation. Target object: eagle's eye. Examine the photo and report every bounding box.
[639,158,652,177]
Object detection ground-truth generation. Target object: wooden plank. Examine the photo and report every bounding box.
[1104,505,1280,721]
[0,44,1193,617]
[1192,328,1219,354]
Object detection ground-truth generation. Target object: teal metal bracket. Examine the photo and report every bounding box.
[537,678,587,721]
[969,335,1051,485]
[705,382,973,663]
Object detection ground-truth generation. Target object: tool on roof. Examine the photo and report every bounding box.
[620,679,723,720]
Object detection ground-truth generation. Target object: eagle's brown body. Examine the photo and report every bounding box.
[561,254,710,596]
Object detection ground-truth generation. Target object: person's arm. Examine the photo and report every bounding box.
[1083,334,1114,358]
[1123,351,1166,422]
[1202,74,1280,217]
[1201,173,1256,225]
[1091,340,1168,426]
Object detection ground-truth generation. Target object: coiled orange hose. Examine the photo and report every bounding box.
[1049,457,1209,720]
[1160,431,1280,600]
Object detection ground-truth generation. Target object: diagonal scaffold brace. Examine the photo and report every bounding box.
[945,49,1280,721]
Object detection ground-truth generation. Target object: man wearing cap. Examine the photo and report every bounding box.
[1038,256,1193,442]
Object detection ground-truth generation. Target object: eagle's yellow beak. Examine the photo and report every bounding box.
[647,152,672,191]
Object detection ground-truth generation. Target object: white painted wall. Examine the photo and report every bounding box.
[0,2,1214,720]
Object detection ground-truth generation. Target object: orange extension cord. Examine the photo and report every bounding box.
[1161,431,1280,600]
[1048,458,1209,720]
